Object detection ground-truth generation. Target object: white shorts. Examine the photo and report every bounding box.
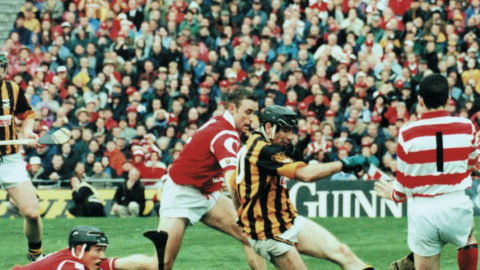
[159,176,220,225]
[247,216,306,261]
[0,153,30,189]
[407,191,473,256]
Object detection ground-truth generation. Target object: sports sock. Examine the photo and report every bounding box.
[458,243,478,270]
[28,241,42,258]
[406,252,414,262]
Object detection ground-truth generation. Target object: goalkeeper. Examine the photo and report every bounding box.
[230,105,374,270]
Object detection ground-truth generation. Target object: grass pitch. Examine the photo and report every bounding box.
[1,217,473,269]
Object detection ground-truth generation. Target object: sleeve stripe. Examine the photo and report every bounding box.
[210,130,239,153]
[392,190,407,203]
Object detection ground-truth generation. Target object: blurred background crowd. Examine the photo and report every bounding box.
[2,0,480,191]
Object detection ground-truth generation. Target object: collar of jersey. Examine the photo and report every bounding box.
[223,110,236,128]
[419,109,449,120]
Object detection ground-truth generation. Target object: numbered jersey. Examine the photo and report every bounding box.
[169,111,239,193]
[233,133,306,240]
[393,110,479,201]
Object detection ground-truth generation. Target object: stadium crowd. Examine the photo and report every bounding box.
[2,0,480,189]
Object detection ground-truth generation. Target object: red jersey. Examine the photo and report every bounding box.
[11,248,117,270]
[169,111,240,193]
[393,110,479,202]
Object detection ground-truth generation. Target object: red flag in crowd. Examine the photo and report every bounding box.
[367,164,393,181]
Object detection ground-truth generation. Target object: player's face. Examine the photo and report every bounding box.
[232,99,258,134]
[274,128,294,147]
[82,245,107,270]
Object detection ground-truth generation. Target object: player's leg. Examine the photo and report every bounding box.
[296,218,372,270]
[201,195,266,270]
[388,252,415,270]
[7,181,43,260]
[457,226,478,270]
[113,204,130,217]
[271,248,307,270]
[157,217,188,270]
[413,253,440,270]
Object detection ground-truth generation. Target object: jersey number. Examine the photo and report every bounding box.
[435,131,444,172]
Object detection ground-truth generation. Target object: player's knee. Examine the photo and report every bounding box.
[128,202,140,216]
[335,243,356,262]
[22,208,40,221]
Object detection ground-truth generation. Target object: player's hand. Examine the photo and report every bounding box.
[24,131,39,148]
[340,155,368,172]
[374,180,394,201]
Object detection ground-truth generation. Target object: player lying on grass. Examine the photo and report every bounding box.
[11,225,163,270]
[230,105,374,270]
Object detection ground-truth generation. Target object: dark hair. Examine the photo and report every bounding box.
[225,87,258,108]
[419,73,449,109]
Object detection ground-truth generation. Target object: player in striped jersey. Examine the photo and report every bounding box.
[375,73,478,270]
[0,51,44,261]
[231,105,374,270]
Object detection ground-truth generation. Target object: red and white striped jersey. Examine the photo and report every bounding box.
[392,110,479,202]
[169,111,240,193]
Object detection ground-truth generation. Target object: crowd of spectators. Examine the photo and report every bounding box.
[2,0,480,186]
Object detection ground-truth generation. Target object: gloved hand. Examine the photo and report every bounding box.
[340,155,368,173]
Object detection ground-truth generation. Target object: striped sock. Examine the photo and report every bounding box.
[28,241,42,258]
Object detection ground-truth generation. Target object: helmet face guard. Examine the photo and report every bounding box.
[276,116,298,132]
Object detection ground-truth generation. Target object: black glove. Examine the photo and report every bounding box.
[340,155,368,173]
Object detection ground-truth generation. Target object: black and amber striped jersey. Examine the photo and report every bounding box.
[233,132,307,240]
[0,80,34,155]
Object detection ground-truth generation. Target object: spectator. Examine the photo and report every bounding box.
[59,143,79,172]
[142,150,167,185]
[90,162,110,180]
[27,156,44,183]
[68,176,106,217]
[39,154,73,186]
[104,140,127,177]
[111,168,145,217]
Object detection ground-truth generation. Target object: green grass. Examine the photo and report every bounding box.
[1,217,475,269]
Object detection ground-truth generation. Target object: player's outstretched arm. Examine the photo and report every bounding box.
[113,255,156,270]
[294,156,368,182]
